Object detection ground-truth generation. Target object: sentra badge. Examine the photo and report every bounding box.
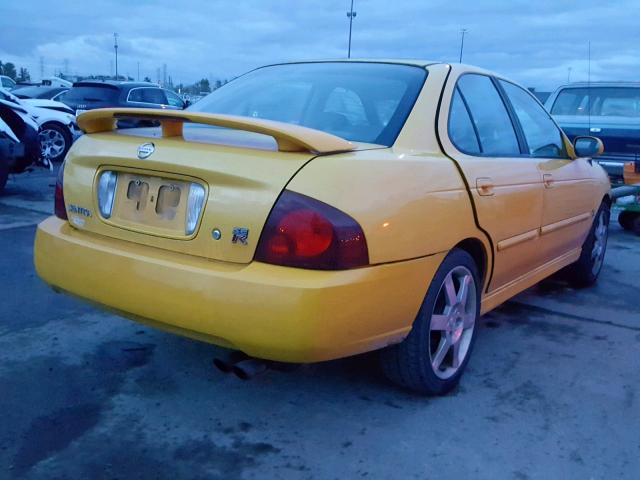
[137,142,155,159]
[68,204,92,217]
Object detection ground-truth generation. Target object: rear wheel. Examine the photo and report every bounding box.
[380,249,480,395]
[565,202,609,287]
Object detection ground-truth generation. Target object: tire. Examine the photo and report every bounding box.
[39,123,71,163]
[380,248,481,395]
[618,210,635,231]
[565,202,610,288]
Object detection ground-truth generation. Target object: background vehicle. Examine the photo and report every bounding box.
[0,102,41,192]
[0,75,16,90]
[0,87,78,162]
[13,85,70,102]
[61,81,190,120]
[546,82,640,183]
[35,61,610,395]
[41,76,73,88]
[616,162,640,235]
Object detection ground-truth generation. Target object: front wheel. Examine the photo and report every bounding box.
[565,202,610,287]
[380,249,480,395]
[39,123,71,163]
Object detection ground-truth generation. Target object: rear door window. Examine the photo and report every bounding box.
[500,80,567,158]
[456,74,520,156]
[141,88,167,105]
[165,90,185,108]
[448,88,481,154]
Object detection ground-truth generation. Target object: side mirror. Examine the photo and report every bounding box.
[183,99,191,109]
[574,136,604,158]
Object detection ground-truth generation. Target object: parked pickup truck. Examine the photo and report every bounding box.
[546,82,640,183]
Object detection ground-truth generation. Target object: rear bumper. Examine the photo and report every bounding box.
[35,217,443,362]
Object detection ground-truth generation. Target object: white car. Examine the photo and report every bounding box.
[0,75,16,90]
[0,87,80,162]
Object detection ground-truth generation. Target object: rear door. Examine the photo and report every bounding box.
[439,73,545,292]
[499,80,599,263]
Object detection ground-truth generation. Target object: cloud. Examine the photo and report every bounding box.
[1,0,638,90]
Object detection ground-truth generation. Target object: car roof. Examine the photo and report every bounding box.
[263,59,440,69]
[256,60,511,81]
[72,80,160,90]
[555,82,640,89]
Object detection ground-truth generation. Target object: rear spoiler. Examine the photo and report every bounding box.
[77,108,355,155]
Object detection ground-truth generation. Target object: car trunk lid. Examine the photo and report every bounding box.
[62,108,358,264]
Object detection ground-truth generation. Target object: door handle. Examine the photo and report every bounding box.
[476,177,494,196]
[543,174,554,188]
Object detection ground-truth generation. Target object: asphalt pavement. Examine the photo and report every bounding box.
[1,167,639,480]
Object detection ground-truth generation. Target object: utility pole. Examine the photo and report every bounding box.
[39,56,44,80]
[567,67,572,83]
[113,33,119,80]
[459,29,468,63]
[346,0,357,59]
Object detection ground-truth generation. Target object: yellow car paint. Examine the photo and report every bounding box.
[78,107,356,154]
[34,60,611,363]
[35,216,444,362]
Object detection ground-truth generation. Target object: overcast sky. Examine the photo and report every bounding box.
[1,0,639,90]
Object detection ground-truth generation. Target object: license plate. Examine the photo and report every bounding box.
[108,173,193,236]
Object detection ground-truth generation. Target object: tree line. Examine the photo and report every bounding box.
[0,61,31,82]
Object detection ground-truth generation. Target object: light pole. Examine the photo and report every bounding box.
[347,0,357,59]
[567,66,572,83]
[459,29,468,63]
[113,33,119,80]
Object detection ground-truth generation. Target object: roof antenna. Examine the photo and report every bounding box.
[587,41,591,131]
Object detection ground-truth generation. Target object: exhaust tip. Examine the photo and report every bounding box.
[231,359,269,380]
[213,351,248,373]
[213,357,232,373]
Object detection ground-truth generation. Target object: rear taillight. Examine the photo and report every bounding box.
[185,183,206,235]
[54,162,67,220]
[97,170,118,219]
[255,190,368,270]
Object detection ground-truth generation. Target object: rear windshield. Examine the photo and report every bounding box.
[551,87,640,117]
[63,85,119,103]
[190,62,427,146]
[13,86,60,99]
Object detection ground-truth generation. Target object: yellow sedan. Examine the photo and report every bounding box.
[34,61,610,394]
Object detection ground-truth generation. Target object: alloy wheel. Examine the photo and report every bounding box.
[39,128,66,160]
[591,209,608,276]
[429,265,477,379]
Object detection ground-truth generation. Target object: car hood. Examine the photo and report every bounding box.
[24,104,75,126]
[0,98,39,131]
[23,98,75,115]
